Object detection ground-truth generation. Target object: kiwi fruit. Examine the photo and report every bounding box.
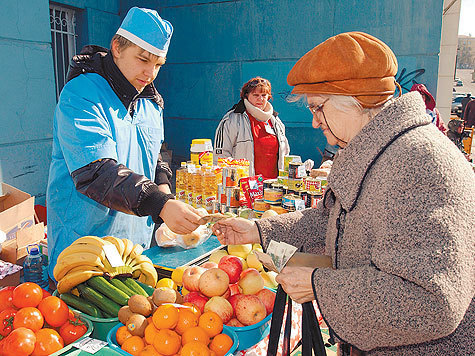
[128,294,153,316]
[118,306,134,325]
[126,314,147,337]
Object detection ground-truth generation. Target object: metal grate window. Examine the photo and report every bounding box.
[50,5,77,100]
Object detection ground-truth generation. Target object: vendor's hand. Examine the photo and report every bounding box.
[276,266,316,304]
[212,218,260,246]
[160,200,201,235]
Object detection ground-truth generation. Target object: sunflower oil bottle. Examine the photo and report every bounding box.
[175,162,187,203]
[185,162,195,206]
[202,166,217,213]
[191,166,203,208]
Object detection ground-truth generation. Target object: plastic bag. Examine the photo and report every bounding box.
[155,223,213,249]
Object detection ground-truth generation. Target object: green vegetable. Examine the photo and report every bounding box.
[59,292,103,318]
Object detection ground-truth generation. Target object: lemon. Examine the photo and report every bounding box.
[156,277,177,290]
[171,266,187,286]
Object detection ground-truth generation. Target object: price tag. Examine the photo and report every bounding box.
[294,199,306,211]
[72,337,107,354]
[103,244,124,267]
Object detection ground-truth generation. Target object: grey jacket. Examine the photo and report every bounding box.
[256,93,475,355]
[213,100,290,176]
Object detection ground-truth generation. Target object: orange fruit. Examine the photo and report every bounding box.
[116,325,133,346]
[209,333,233,356]
[181,326,210,346]
[144,323,159,344]
[138,344,163,356]
[182,302,201,318]
[152,304,179,329]
[180,341,210,356]
[175,308,199,335]
[153,329,181,356]
[122,335,145,355]
[198,311,223,338]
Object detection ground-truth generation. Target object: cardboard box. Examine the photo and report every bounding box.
[1,223,45,264]
[0,183,35,241]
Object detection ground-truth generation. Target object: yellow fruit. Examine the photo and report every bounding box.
[236,256,248,270]
[246,252,263,271]
[171,266,187,286]
[260,270,278,289]
[208,249,228,264]
[156,277,177,290]
[227,244,252,259]
[252,243,263,252]
[181,287,190,296]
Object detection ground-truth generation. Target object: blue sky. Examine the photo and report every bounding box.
[459,0,475,36]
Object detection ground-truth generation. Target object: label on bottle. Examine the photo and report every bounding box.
[177,189,186,202]
[203,194,216,213]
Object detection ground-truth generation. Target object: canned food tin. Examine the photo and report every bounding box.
[284,155,301,171]
[283,202,296,212]
[278,169,287,177]
[287,178,303,191]
[309,192,323,208]
[277,175,288,186]
[271,182,284,191]
[282,186,289,195]
[300,190,308,207]
[225,186,241,207]
[305,177,322,193]
[217,184,226,204]
[253,199,270,212]
[288,162,305,179]
[212,201,221,214]
[263,188,283,204]
[269,204,288,214]
[318,177,328,190]
[282,194,298,207]
[222,166,238,187]
[263,179,277,190]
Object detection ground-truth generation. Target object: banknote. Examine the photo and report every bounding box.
[254,240,298,273]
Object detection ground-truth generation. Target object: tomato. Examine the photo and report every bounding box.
[0,287,15,312]
[12,283,43,308]
[2,327,36,356]
[0,308,17,337]
[59,318,87,345]
[41,290,51,299]
[13,307,44,332]
[32,328,64,356]
[37,296,69,328]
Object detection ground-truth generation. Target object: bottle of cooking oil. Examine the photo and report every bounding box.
[175,162,187,203]
[202,166,217,213]
[185,162,195,206]
[191,166,203,208]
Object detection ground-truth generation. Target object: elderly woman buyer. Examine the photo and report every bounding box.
[213,32,474,355]
[214,77,290,179]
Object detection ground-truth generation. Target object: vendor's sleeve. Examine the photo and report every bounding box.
[55,85,118,173]
[256,201,329,254]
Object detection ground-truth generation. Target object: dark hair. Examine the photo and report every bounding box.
[110,34,134,50]
[240,77,272,101]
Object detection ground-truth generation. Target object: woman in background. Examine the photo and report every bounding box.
[214,77,290,179]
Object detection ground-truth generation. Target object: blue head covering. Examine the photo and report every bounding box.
[116,7,173,57]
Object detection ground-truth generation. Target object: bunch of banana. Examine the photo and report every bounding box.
[55,235,157,294]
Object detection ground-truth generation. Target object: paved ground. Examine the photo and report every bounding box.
[454,68,475,96]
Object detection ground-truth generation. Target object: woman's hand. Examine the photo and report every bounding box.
[276,266,316,303]
[212,218,260,246]
[160,200,202,235]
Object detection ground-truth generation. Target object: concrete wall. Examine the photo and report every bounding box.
[123,0,444,165]
[0,0,445,203]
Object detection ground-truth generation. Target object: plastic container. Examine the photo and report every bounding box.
[50,314,93,356]
[52,290,118,341]
[228,312,272,350]
[190,138,213,166]
[175,162,187,202]
[107,322,239,356]
[23,244,49,289]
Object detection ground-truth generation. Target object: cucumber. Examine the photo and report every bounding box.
[135,279,155,297]
[86,276,129,305]
[122,277,148,296]
[60,292,103,318]
[77,283,121,317]
[109,278,135,297]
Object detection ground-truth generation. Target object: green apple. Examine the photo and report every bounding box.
[260,270,278,289]
[246,251,263,271]
[208,249,228,264]
[228,244,252,259]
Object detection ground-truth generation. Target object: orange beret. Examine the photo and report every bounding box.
[287,32,398,108]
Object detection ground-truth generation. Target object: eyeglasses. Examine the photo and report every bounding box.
[306,98,329,114]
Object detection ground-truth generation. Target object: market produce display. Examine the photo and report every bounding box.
[54,235,158,294]
[0,282,88,356]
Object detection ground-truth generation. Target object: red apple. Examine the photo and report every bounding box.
[226,318,244,327]
[220,287,231,299]
[182,265,206,292]
[198,268,230,297]
[229,283,241,296]
[256,288,276,315]
[218,255,243,284]
[183,291,209,312]
[234,294,266,326]
[201,261,218,269]
[227,293,243,316]
[238,268,264,295]
[204,296,233,324]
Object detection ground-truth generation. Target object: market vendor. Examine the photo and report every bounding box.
[213,32,474,355]
[46,7,202,280]
[213,77,290,179]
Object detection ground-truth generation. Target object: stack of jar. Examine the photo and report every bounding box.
[217,166,240,215]
[254,155,328,215]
